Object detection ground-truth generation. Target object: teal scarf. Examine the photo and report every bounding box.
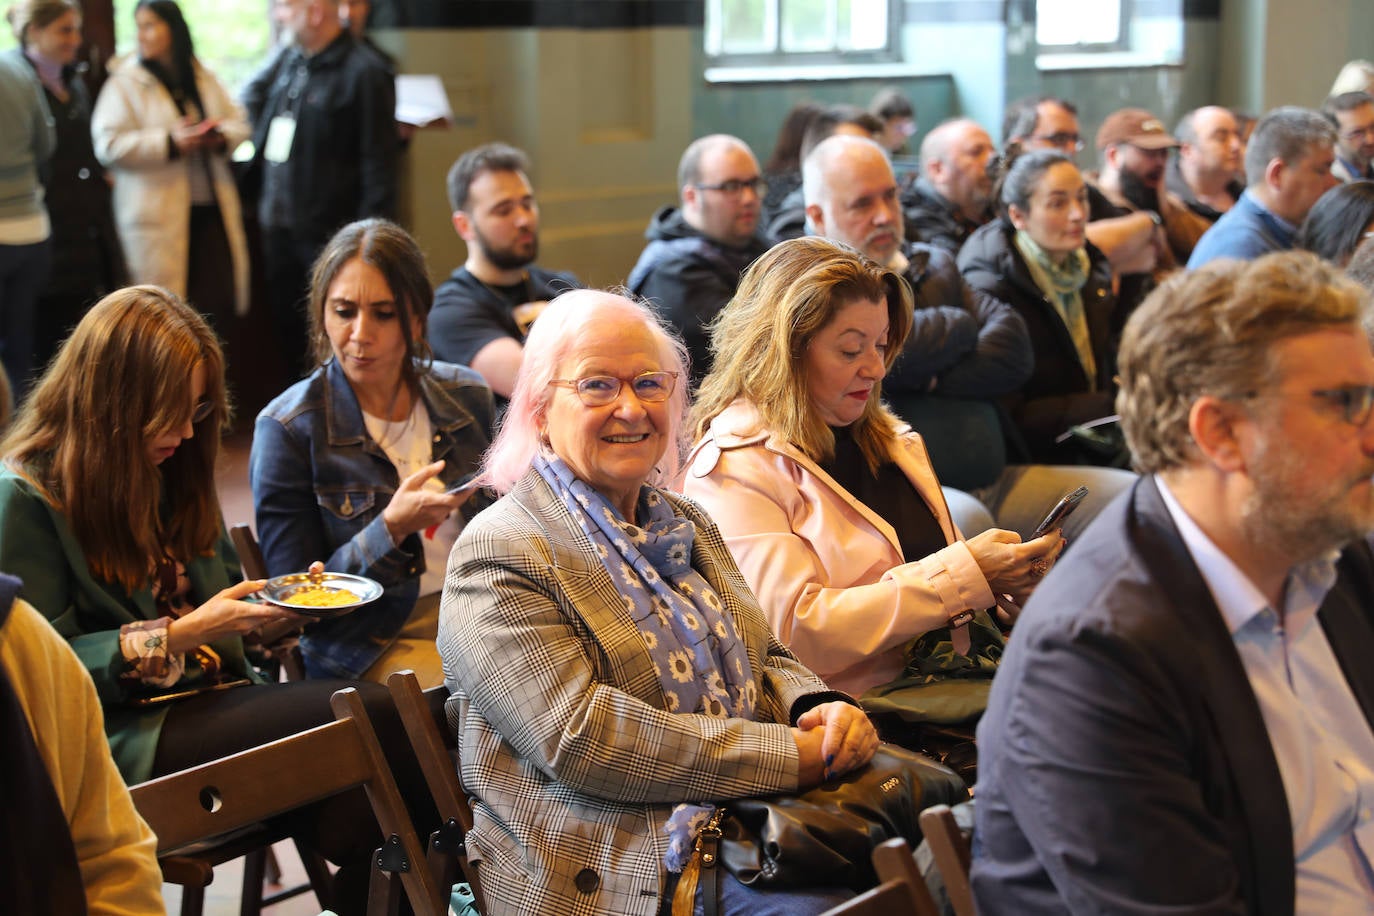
[1015,230,1095,382]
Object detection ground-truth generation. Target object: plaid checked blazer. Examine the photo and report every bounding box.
[438,470,844,915]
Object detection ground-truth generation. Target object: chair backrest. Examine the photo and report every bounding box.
[230,523,306,681]
[918,803,975,916]
[821,838,941,916]
[131,687,446,916]
[386,669,485,911]
[821,879,912,916]
[229,524,269,580]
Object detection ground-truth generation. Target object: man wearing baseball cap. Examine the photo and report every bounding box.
[1090,107,1211,267]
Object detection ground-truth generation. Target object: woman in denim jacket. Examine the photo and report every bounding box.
[251,219,494,684]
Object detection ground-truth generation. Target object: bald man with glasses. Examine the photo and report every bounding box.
[628,134,774,384]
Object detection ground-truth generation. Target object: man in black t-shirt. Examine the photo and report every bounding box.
[429,143,580,400]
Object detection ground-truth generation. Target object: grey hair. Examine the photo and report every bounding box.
[1002,96,1076,147]
[1244,107,1336,187]
[801,134,891,209]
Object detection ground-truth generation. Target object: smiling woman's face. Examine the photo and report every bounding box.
[28,10,82,65]
[541,320,669,519]
[134,6,172,65]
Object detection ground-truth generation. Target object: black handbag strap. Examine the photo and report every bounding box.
[698,812,722,916]
[672,806,725,916]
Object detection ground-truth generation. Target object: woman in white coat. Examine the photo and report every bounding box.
[91,0,249,326]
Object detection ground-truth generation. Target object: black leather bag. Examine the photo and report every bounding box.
[861,608,1006,786]
[717,744,968,891]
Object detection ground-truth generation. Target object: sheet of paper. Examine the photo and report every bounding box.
[395,74,453,128]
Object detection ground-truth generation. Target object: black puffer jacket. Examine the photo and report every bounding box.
[888,242,1032,399]
[901,178,989,255]
[957,218,1120,463]
[627,206,772,383]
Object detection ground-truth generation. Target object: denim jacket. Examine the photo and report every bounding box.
[250,359,494,678]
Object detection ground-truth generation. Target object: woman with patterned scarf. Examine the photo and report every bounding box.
[438,289,879,915]
[959,149,1124,463]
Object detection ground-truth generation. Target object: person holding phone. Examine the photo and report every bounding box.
[91,0,250,329]
[252,219,494,687]
[684,237,1065,698]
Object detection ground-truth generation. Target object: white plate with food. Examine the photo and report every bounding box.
[260,572,383,618]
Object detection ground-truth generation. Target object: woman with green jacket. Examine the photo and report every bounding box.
[0,284,430,913]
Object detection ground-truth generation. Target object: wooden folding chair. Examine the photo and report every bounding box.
[142,524,322,916]
[918,803,975,916]
[154,820,334,916]
[176,522,321,913]
[386,669,486,913]
[132,687,447,916]
[231,523,307,683]
[821,838,942,915]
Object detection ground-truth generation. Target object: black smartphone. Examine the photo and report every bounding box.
[444,471,481,496]
[1032,485,1089,538]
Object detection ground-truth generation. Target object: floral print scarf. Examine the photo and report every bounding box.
[534,454,758,720]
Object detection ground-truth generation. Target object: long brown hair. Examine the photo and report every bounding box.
[1,286,230,592]
[690,236,914,472]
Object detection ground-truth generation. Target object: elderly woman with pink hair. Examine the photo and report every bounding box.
[437,289,879,915]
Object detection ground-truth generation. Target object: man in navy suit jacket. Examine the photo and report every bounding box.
[974,250,1374,915]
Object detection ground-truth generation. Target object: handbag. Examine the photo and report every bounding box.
[672,743,967,914]
[861,608,1005,785]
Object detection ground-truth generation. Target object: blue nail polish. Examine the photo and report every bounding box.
[825,753,835,767]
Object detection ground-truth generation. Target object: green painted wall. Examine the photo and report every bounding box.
[374,1,1365,287]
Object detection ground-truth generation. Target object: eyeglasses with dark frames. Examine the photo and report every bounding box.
[1031,132,1085,152]
[693,177,767,198]
[548,371,679,407]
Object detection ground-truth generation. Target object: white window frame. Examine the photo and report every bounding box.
[1035,0,1184,71]
[1035,0,1130,54]
[705,0,900,69]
